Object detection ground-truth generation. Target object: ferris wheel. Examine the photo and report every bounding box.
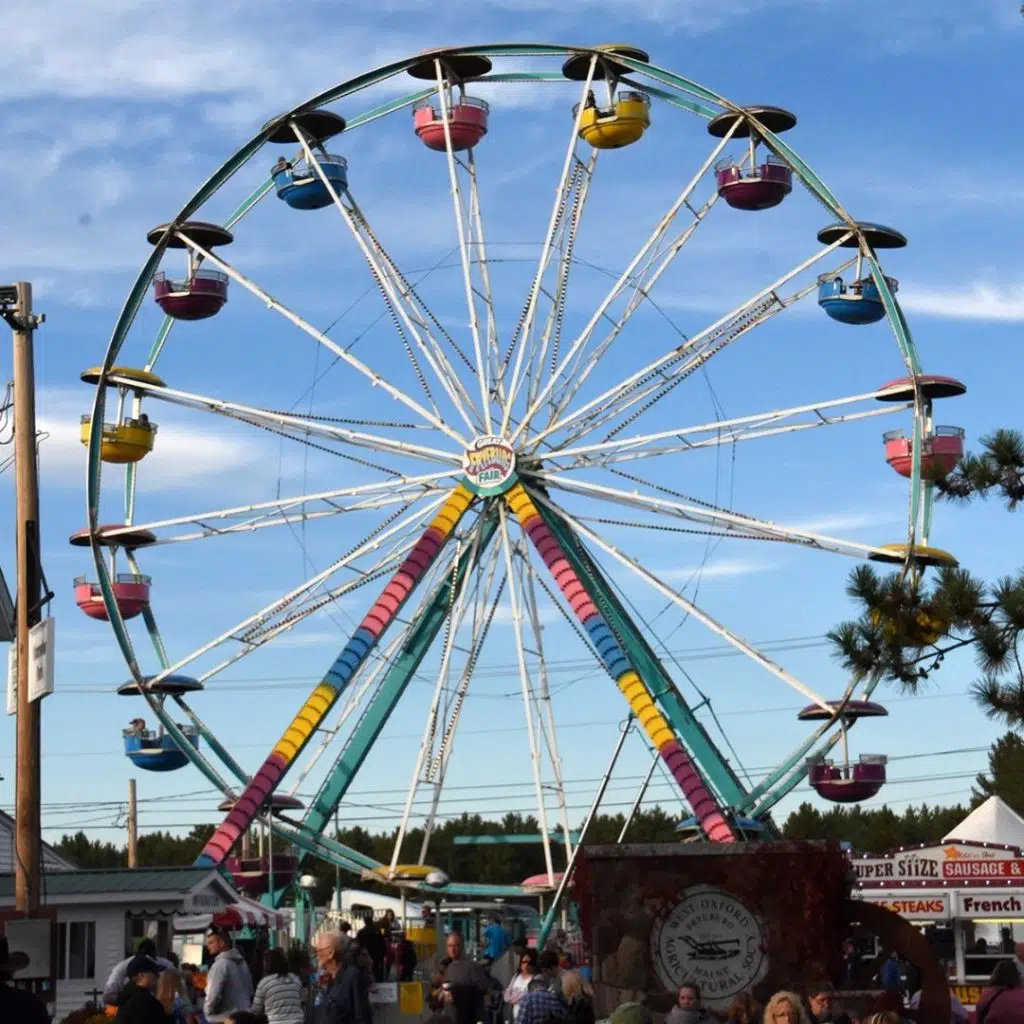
[77,44,966,904]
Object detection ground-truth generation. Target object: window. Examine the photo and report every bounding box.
[57,921,96,980]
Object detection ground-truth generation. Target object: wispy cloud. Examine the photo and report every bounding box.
[491,600,561,627]
[899,281,1024,323]
[660,557,777,582]
[782,510,901,536]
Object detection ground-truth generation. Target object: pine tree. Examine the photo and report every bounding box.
[829,426,1024,723]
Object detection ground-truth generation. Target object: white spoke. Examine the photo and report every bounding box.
[497,502,556,881]
[143,494,447,689]
[390,517,501,871]
[466,149,504,410]
[530,241,856,452]
[174,228,469,446]
[292,129,482,435]
[499,57,600,435]
[514,541,573,869]
[531,391,909,469]
[535,471,895,560]
[105,471,454,544]
[525,149,598,414]
[113,374,460,468]
[528,487,832,711]
[514,124,740,444]
[433,62,492,432]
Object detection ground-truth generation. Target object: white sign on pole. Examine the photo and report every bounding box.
[27,617,54,703]
[5,618,55,712]
[5,643,15,716]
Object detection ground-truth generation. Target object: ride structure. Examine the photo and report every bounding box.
[77,45,963,924]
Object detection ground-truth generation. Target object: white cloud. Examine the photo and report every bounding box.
[660,557,777,582]
[781,510,901,536]
[900,281,1024,323]
[33,388,278,492]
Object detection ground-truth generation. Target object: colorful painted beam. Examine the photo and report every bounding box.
[196,485,475,867]
[505,483,735,843]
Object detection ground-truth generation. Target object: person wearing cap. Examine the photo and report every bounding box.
[115,954,167,1024]
[204,925,254,1022]
[104,937,176,1005]
[0,934,48,1024]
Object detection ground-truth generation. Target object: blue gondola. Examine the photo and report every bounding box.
[817,273,899,325]
[273,154,348,210]
[123,723,200,772]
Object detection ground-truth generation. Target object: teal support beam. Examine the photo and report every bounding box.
[292,513,499,875]
[536,498,754,818]
[453,833,580,846]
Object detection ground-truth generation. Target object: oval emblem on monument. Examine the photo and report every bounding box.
[650,885,768,1008]
[462,435,517,496]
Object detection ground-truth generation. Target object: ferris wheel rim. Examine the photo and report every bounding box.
[83,45,935,882]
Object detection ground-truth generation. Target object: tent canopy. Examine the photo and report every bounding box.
[176,894,287,934]
[943,795,1024,849]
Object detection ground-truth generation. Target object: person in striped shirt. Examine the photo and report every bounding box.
[252,948,305,1024]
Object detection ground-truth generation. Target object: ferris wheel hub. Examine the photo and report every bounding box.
[461,434,518,497]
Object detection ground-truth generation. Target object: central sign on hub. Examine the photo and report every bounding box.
[462,435,517,496]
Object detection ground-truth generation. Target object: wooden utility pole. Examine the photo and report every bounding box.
[127,779,138,869]
[8,281,44,914]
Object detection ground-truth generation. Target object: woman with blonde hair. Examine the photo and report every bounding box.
[561,969,596,1024]
[155,968,193,1023]
[763,991,810,1024]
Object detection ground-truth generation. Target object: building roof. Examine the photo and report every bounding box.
[0,810,76,872]
[0,866,231,900]
[943,795,1024,849]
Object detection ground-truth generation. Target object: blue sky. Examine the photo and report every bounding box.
[1,1,1023,865]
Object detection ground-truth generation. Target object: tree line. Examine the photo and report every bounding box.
[50,729,1024,901]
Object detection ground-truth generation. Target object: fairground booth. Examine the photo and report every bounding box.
[853,796,1024,1008]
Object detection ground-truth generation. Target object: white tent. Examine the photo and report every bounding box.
[943,795,1024,849]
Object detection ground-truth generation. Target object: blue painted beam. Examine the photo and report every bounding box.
[453,833,580,846]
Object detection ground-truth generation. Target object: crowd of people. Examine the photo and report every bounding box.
[4,910,1007,1024]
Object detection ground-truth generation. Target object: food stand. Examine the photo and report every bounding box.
[852,796,1024,1008]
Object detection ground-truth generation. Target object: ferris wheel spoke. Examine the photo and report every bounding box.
[116,375,460,468]
[197,485,475,867]
[528,487,834,712]
[464,149,505,410]
[530,240,856,452]
[148,493,447,690]
[524,148,598,419]
[113,470,454,544]
[497,502,558,881]
[390,513,503,871]
[511,540,573,867]
[290,127,482,434]
[415,539,504,865]
[535,471,894,560]
[288,624,415,801]
[173,227,469,446]
[430,61,496,431]
[299,507,498,862]
[517,126,742,444]
[498,57,601,435]
[532,390,909,471]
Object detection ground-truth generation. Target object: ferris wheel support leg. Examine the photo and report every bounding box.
[293,512,499,867]
[194,484,476,868]
[536,498,753,818]
[505,483,736,843]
